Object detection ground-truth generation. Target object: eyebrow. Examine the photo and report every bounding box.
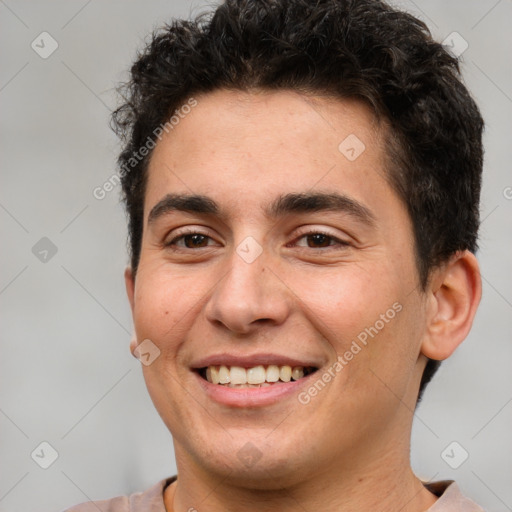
[147,192,375,227]
[148,194,219,225]
[266,192,376,225]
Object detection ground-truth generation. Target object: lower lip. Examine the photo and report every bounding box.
[194,371,314,408]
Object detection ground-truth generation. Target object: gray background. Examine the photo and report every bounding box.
[1,1,511,511]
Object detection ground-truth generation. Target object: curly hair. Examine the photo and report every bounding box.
[112,0,484,401]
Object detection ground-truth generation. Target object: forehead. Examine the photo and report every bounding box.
[144,89,391,218]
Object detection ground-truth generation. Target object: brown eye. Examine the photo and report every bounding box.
[181,234,209,248]
[305,233,332,248]
[165,231,216,249]
[291,230,350,250]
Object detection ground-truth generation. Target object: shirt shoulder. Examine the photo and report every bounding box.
[61,477,175,512]
[425,480,485,511]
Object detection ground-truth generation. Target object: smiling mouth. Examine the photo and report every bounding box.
[198,365,318,388]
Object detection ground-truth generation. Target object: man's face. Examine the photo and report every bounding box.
[126,89,430,486]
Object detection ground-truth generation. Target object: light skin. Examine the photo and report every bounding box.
[124,89,481,512]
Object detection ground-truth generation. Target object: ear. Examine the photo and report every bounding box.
[124,266,138,355]
[421,250,481,361]
[124,266,135,313]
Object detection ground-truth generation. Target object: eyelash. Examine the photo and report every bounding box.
[290,229,350,250]
[165,228,350,251]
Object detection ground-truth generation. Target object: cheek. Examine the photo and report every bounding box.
[132,265,199,345]
[289,264,399,344]
[289,260,420,393]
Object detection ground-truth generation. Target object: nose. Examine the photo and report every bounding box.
[204,247,291,335]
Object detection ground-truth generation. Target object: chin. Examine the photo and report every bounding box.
[178,425,318,489]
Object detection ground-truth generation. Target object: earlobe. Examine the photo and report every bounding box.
[129,336,138,356]
[421,251,481,361]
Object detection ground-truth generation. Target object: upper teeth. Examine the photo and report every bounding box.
[205,365,305,385]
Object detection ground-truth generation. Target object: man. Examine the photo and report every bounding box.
[66,0,485,510]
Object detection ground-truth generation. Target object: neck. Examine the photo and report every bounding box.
[165,443,437,512]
